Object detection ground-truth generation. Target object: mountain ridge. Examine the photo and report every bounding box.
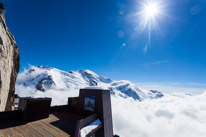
[16,65,163,101]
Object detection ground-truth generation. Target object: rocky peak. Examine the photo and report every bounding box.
[78,70,98,86]
[36,75,55,92]
[149,90,164,98]
[37,65,52,70]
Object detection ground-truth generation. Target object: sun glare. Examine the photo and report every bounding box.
[144,3,159,18]
[137,1,163,28]
[135,0,164,51]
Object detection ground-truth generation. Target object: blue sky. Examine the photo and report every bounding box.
[1,0,206,90]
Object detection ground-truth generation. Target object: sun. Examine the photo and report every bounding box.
[136,0,163,28]
[143,2,160,19]
[144,3,159,18]
[135,0,164,51]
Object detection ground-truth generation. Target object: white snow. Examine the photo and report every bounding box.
[80,119,102,137]
[83,86,108,90]
[15,65,163,106]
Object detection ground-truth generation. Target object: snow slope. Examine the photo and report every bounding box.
[16,65,163,102]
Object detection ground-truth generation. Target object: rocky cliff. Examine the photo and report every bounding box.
[0,2,20,111]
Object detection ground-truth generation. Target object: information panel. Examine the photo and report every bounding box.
[84,96,95,111]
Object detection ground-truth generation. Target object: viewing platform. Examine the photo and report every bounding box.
[0,88,114,137]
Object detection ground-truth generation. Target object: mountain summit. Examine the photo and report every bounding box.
[16,65,163,101]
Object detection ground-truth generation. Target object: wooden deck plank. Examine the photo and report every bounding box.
[0,130,8,137]
[24,123,44,137]
[0,113,72,137]
[16,125,32,137]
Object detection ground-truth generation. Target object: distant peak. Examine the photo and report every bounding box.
[150,90,161,93]
[37,65,52,69]
[77,69,97,75]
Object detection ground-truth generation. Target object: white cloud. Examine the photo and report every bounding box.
[136,82,206,95]
[144,60,169,66]
[112,92,206,137]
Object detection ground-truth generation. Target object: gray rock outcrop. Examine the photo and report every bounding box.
[0,2,20,111]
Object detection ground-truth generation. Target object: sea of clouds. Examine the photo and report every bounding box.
[112,93,206,137]
[16,83,206,137]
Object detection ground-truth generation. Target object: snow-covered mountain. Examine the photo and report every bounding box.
[16,65,163,101]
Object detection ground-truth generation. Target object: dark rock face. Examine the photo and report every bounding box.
[115,84,141,101]
[0,36,3,45]
[78,70,98,86]
[36,75,55,92]
[0,2,4,14]
[149,90,164,98]
[0,6,20,111]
